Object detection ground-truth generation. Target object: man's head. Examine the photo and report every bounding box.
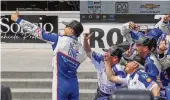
[103,45,124,65]
[135,36,153,57]
[62,20,84,37]
[124,54,145,74]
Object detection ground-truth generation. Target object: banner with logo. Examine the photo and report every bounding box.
[0,15,58,43]
[81,1,170,14]
[80,23,154,53]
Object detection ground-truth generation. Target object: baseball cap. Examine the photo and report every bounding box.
[124,54,145,66]
[102,45,124,59]
[62,20,84,37]
[117,41,131,51]
[147,28,163,41]
[134,36,151,46]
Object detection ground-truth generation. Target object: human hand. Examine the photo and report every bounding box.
[159,40,167,54]
[104,53,112,68]
[11,10,19,22]
[125,44,132,57]
[83,32,94,40]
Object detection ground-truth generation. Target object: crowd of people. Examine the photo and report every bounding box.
[11,11,170,100]
[83,14,170,100]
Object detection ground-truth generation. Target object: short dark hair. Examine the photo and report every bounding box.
[110,48,123,60]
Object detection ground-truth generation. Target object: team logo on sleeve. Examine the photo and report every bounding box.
[146,77,152,83]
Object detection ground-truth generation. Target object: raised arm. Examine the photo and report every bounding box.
[11,11,58,45]
[104,53,126,83]
[83,33,93,58]
[155,15,170,33]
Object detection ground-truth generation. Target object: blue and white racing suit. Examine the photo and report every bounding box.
[91,51,127,100]
[118,69,158,91]
[121,22,162,82]
[16,18,87,100]
[144,53,161,82]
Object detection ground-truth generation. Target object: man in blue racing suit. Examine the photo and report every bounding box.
[11,11,87,100]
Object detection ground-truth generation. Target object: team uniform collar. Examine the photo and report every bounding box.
[144,52,151,60]
[65,35,78,40]
[130,69,141,79]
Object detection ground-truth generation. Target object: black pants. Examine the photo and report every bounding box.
[1,86,12,100]
[94,87,111,100]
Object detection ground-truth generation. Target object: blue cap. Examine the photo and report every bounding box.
[147,28,163,41]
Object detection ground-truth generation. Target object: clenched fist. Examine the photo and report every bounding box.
[159,40,167,54]
[125,50,132,57]
[83,32,94,41]
[11,11,19,22]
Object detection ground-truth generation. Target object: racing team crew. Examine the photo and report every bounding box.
[83,14,170,100]
[11,10,170,100]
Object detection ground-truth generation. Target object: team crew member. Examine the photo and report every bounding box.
[104,54,160,96]
[156,15,170,72]
[158,35,170,88]
[120,21,162,58]
[83,33,127,100]
[135,36,162,81]
[121,21,163,43]
[121,21,145,43]
[155,14,170,33]
[11,11,87,100]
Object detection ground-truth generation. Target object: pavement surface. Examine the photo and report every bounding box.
[1,43,96,72]
[1,43,97,100]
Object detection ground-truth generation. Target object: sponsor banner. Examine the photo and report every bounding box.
[81,23,154,53]
[140,3,160,14]
[115,2,129,13]
[87,1,101,14]
[117,1,170,14]
[81,1,170,14]
[80,1,170,22]
[0,15,58,43]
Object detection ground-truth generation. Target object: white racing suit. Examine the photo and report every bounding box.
[16,18,87,100]
[91,51,127,100]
